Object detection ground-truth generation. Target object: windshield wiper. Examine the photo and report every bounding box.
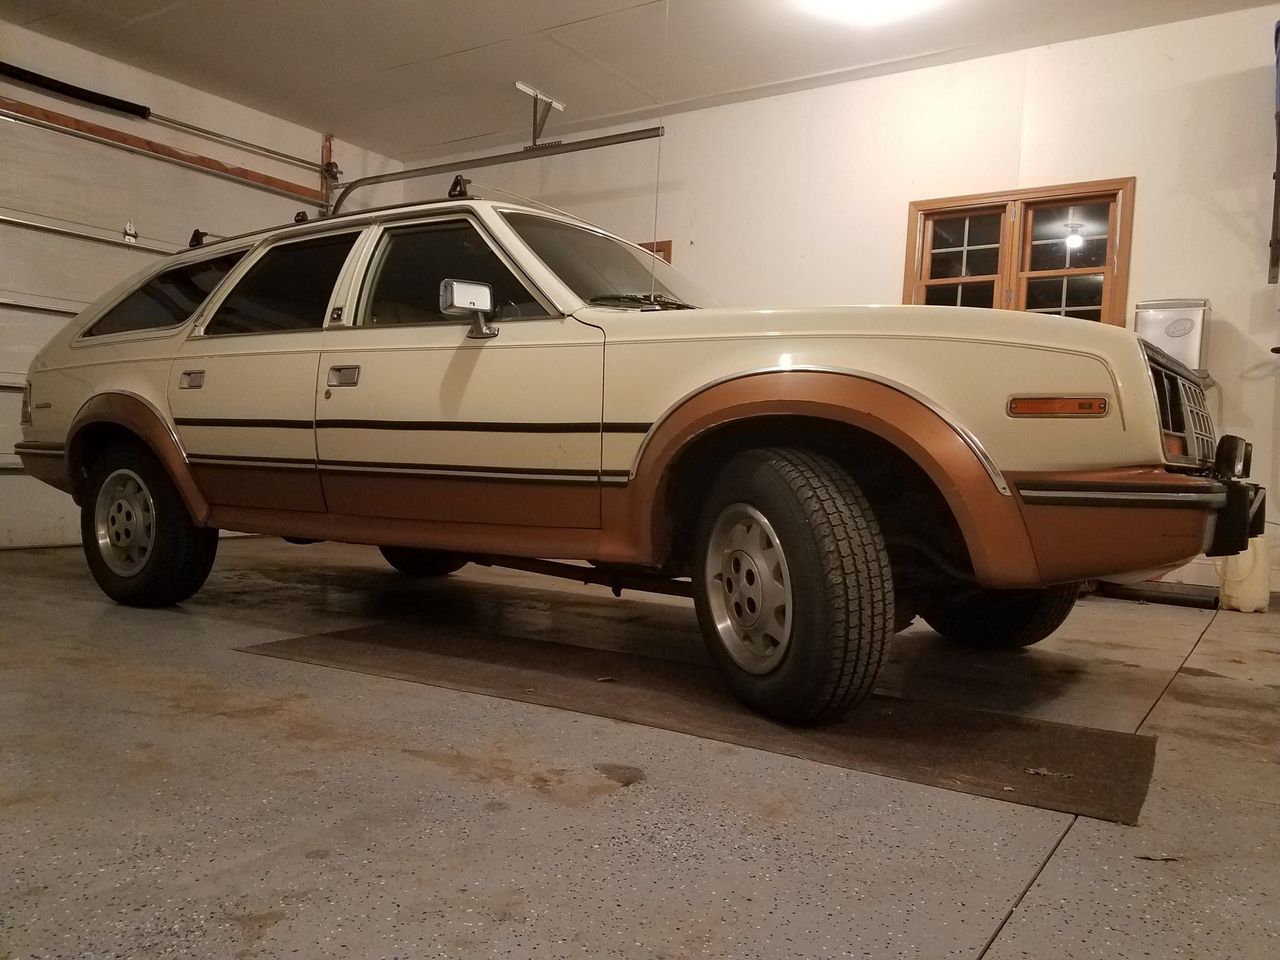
[585,293,697,310]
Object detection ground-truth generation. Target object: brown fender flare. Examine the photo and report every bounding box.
[67,392,211,524]
[610,370,1041,589]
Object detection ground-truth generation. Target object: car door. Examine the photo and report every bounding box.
[315,215,605,528]
[168,229,365,512]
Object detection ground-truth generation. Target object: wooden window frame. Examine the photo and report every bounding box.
[903,178,1136,326]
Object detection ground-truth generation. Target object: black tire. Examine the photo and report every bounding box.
[378,546,467,578]
[80,441,218,607]
[691,447,893,725]
[921,583,1080,649]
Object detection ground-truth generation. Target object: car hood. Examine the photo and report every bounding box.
[574,303,1143,358]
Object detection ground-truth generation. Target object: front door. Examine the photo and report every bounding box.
[315,217,604,528]
[169,230,363,512]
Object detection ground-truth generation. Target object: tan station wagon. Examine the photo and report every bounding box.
[17,191,1265,724]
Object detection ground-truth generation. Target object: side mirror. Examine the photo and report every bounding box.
[440,278,497,340]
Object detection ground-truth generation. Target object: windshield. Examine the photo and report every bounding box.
[503,212,716,310]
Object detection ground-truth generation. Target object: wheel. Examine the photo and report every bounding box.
[921,583,1080,649]
[378,546,467,578]
[692,447,893,725]
[80,441,218,607]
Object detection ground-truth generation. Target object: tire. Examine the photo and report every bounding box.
[378,546,467,578]
[691,447,893,725]
[80,441,218,607]
[921,583,1080,649]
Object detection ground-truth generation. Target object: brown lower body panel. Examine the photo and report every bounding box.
[191,464,326,513]
[1019,502,1212,584]
[207,504,608,561]
[1010,468,1221,585]
[320,471,600,529]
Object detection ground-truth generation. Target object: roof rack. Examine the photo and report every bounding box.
[329,126,663,215]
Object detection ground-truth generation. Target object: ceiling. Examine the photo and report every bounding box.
[1,0,1273,161]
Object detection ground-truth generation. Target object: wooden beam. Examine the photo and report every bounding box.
[0,94,325,205]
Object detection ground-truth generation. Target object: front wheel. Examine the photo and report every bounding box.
[81,442,218,606]
[921,583,1080,649]
[692,447,893,725]
[378,546,468,578]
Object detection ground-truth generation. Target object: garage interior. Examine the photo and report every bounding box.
[2,2,1279,958]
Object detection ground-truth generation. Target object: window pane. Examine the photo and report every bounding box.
[205,234,358,336]
[1069,236,1108,269]
[85,253,244,337]
[1029,241,1067,272]
[965,247,999,277]
[1026,277,1064,311]
[1066,274,1105,308]
[364,221,543,326]
[1032,202,1109,241]
[967,214,1002,246]
[930,249,964,279]
[932,217,966,249]
[960,281,995,307]
[924,284,960,306]
[1065,308,1103,322]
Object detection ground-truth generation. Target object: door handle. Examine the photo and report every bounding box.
[327,365,361,387]
[178,370,205,389]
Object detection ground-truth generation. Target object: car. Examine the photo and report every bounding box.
[16,190,1266,725]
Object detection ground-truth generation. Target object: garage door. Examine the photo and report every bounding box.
[1,113,324,547]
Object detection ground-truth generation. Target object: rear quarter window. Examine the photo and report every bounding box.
[83,252,245,338]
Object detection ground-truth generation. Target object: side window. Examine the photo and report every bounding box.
[83,252,244,337]
[360,221,545,327]
[204,233,358,336]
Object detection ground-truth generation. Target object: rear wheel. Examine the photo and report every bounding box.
[81,442,218,606]
[922,583,1080,649]
[378,546,467,578]
[692,447,893,725]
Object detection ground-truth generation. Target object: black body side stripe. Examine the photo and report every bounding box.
[175,417,312,429]
[315,419,653,434]
[176,418,652,433]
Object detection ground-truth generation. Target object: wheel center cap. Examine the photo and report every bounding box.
[723,549,764,627]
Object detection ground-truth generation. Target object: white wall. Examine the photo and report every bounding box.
[406,5,1280,586]
[0,20,403,547]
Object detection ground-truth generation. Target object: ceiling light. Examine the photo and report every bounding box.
[1064,222,1085,250]
[795,0,949,28]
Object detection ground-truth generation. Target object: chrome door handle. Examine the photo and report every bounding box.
[327,365,361,387]
[178,370,205,389]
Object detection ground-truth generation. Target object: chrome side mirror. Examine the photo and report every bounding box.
[440,278,497,339]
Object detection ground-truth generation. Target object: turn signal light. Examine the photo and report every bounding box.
[1163,433,1188,459]
[1007,396,1109,417]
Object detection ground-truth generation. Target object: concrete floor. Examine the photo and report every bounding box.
[1,538,1276,959]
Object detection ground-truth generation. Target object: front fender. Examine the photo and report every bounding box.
[616,370,1041,589]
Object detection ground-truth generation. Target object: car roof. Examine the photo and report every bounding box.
[189,197,602,259]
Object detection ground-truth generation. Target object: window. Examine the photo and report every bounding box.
[505,213,713,308]
[204,233,358,336]
[903,178,1135,325]
[359,221,544,326]
[84,252,244,337]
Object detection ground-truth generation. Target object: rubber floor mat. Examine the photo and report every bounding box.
[239,620,1155,824]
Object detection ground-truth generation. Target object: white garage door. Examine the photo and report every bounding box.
[1,115,323,547]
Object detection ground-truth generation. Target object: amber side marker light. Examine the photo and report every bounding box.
[1007,396,1109,417]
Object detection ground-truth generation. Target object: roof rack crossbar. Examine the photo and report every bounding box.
[330,125,663,215]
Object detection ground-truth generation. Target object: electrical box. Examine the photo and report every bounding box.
[1135,299,1210,372]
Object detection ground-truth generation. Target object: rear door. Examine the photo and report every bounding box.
[315,215,605,528]
[168,229,365,512]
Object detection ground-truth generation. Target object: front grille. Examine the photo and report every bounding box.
[1144,343,1215,466]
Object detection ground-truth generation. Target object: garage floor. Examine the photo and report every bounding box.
[1,539,1277,959]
